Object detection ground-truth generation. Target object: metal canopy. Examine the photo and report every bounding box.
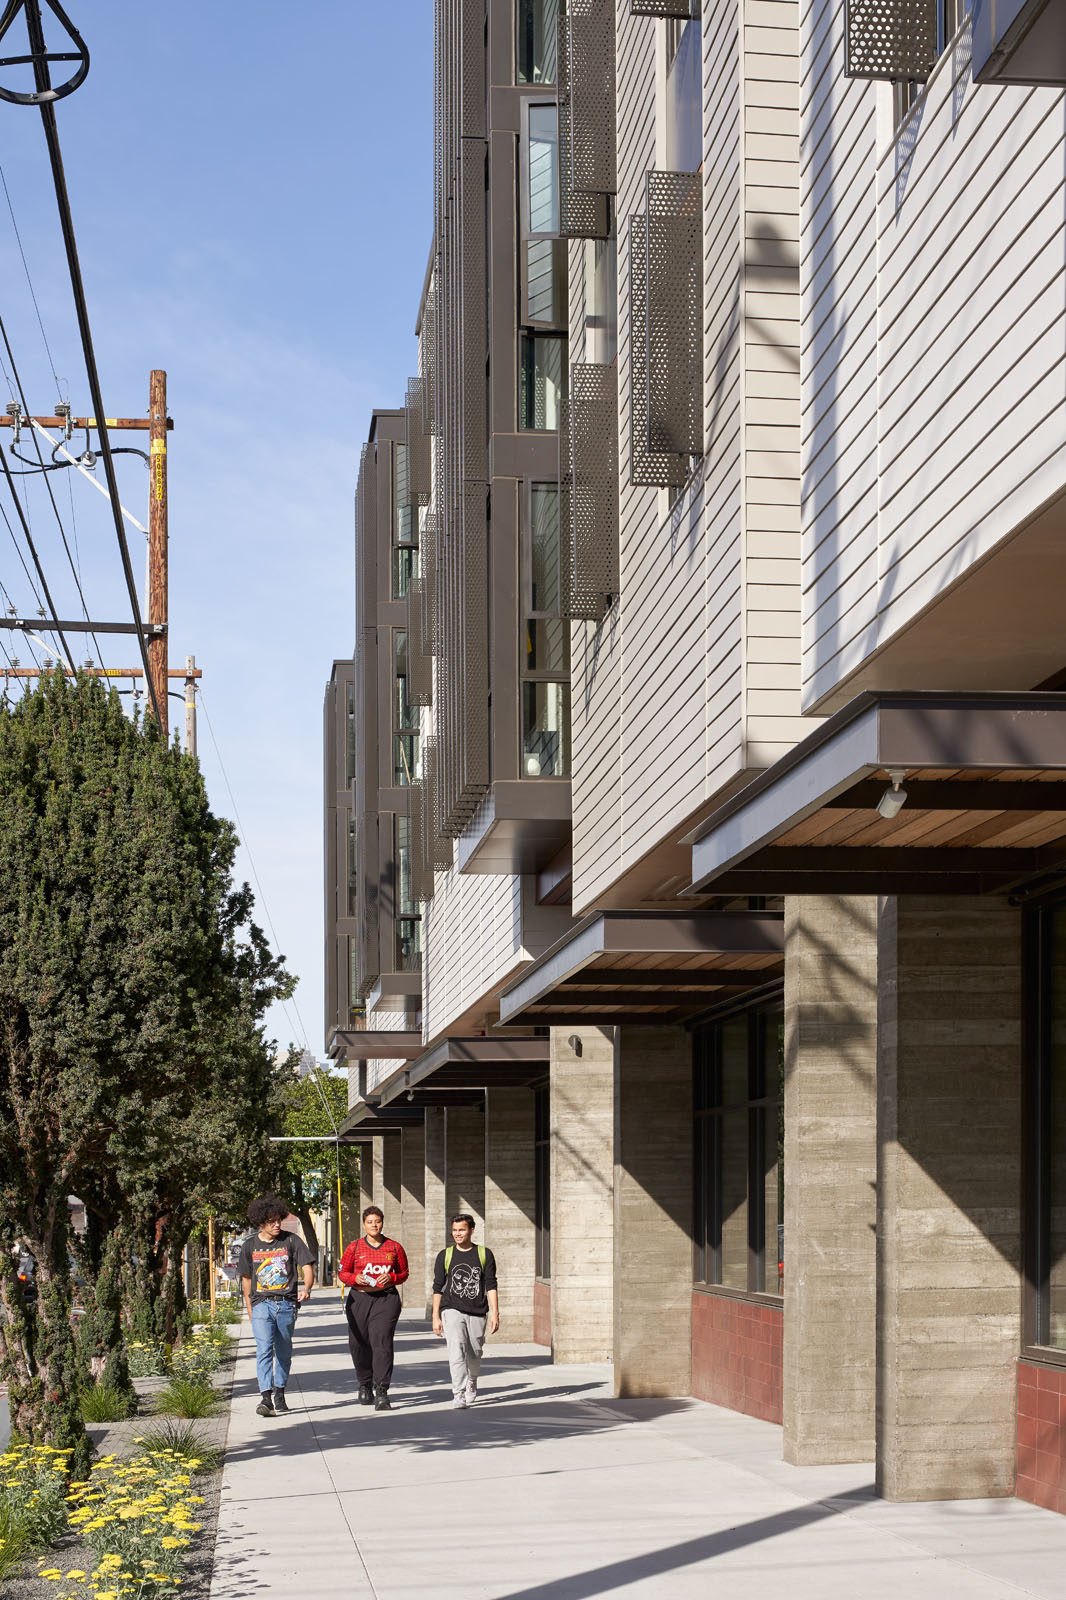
[338,1102,425,1140]
[376,1036,550,1108]
[498,910,783,1027]
[687,691,1066,898]
[331,1031,424,1060]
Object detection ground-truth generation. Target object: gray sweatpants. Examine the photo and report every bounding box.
[442,1308,486,1397]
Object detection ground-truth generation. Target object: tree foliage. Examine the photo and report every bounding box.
[0,672,291,1463]
[270,1051,358,1255]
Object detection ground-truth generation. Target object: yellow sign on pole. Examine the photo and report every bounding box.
[208,1215,216,1317]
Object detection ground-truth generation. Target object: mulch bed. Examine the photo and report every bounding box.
[4,1333,237,1600]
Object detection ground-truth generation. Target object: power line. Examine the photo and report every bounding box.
[0,435,74,667]
[0,306,102,663]
[0,158,62,397]
[19,2,161,726]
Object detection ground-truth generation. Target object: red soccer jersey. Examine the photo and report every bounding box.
[339,1235,409,1291]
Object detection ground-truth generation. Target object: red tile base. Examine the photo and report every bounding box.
[691,1290,783,1424]
[1017,1360,1066,1515]
[533,1279,551,1348]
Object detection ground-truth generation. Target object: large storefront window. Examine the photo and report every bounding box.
[694,1003,784,1297]
[1027,904,1066,1354]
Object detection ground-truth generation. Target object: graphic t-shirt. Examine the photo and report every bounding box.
[432,1244,497,1317]
[237,1229,314,1305]
[338,1236,409,1294]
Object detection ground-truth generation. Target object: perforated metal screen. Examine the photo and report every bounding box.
[568,0,616,195]
[404,378,432,506]
[630,0,696,16]
[628,215,688,488]
[844,0,938,80]
[567,362,618,620]
[645,170,702,457]
[557,11,610,238]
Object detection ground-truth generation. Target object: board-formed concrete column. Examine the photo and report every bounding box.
[444,1104,486,1233]
[550,1026,614,1363]
[877,895,1022,1501]
[424,1108,447,1310]
[614,1025,692,1396]
[400,1121,426,1319]
[357,1141,374,1219]
[380,1137,403,1236]
[485,1087,536,1342]
[784,895,878,1466]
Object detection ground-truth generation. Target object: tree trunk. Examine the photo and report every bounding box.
[296,1207,319,1258]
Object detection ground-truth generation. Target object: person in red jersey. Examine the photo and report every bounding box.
[338,1205,409,1410]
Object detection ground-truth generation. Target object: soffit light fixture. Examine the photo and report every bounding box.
[876,768,909,820]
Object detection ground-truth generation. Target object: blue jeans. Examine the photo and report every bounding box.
[250,1298,297,1393]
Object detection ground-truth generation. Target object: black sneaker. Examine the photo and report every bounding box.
[272,1390,289,1413]
[358,1383,374,1406]
[374,1386,392,1411]
[255,1396,276,1418]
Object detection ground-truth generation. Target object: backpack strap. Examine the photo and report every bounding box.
[444,1245,452,1273]
[478,1245,486,1269]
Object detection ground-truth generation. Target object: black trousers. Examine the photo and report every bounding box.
[345,1288,401,1387]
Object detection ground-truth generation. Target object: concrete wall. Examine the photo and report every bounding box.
[877,896,1023,1501]
[614,1025,693,1396]
[784,895,878,1465]
[400,1122,427,1320]
[485,1087,537,1342]
[550,1026,615,1362]
[424,1108,447,1311]
[444,1105,486,1235]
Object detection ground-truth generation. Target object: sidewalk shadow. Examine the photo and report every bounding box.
[293,1379,607,1416]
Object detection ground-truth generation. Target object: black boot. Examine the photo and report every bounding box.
[374,1385,392,1411]
[358,1382,374,1405]
[272,1389,289,1413]
[255,1394,276,1418]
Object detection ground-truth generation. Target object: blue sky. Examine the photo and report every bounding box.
[0,1,434,1057]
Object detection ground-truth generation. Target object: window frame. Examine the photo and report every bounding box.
[520,96,562,242]
[1023,902,1066,1366]
[693,997,784,1303]
[519,479,571,778]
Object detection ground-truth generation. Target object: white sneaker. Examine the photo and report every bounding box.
[465,1383,477,1406]
[451,1393,467,1410]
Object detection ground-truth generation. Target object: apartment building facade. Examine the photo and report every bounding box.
[326,0,1066,1517]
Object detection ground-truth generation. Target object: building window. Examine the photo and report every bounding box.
[519,332,565,430]
[522,482,571,776]
[584,236,618,367]
[394,815,422,973]
[392,442,417,600]
[1025,903,1066,1357]
[518,0,559,86]
[535,1085,551,1277]
[525,238,568,328]
[523,101,560,238]
[895,0,971,124]
[694,1003,784,1297]
[393,629,420,786]
[665,17,702,174]
[345,679,356,784]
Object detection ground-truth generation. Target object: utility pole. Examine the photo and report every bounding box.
[184,654,197,758]
[148,370,168,737]
[0,376,183,740]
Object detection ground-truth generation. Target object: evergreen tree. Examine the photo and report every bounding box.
[0,672,290,1466]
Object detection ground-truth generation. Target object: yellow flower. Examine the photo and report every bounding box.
[94,1591,118,1599]
[159,1538,186,1550]
[65,1573,87,1581]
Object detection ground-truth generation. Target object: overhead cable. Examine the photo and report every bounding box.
[18,2,162,725]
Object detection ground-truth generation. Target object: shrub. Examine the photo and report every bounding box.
[126,1339,168,1378]
[0,1443,70,1547]
[154,1378,217,1420]
[80,1384,136,1423]
[64,1447,206,1596]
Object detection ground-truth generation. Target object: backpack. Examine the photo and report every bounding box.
[444,1244,486,1272]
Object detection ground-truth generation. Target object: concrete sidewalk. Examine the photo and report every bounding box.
[210,1300,1066,1599]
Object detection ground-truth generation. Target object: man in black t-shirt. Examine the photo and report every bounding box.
[431,1213,498,1409]
[237,1194,315,1418]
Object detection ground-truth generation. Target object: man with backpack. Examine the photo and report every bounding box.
[431,1213,498,1409]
